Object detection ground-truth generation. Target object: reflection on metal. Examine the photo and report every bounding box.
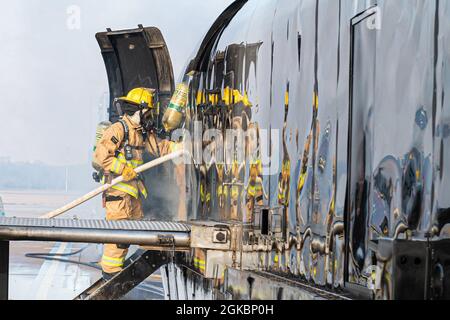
[167,0,450,300]
[161,264,217,300]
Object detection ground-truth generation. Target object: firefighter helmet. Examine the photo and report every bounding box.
[118,88,155,108]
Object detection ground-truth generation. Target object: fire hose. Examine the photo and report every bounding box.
[25,245,102,270]
[41,150,187,219]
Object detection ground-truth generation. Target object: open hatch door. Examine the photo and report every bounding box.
[96,25,175,123]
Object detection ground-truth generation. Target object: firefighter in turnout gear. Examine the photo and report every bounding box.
[246,159,265,222]
[278,88,291,208]
[94,87,179,280]
[230,159,245,221]
[216,163,229,221]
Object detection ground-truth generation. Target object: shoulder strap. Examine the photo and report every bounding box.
[118,119,129,145]
[117,118,145,151]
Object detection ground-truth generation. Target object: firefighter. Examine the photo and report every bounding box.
[199,165,210,219]
[94,87,180,280]
[216,163,229,221]
[245,123,265,222]
[246,159,265,222]
[230,159,245,221]
[277,159,291,207]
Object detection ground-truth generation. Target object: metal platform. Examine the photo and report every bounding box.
[0,217,192,300]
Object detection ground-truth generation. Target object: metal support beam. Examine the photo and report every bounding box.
[0,227,190,249]
[75,250,186,300]
[0,241,9,300]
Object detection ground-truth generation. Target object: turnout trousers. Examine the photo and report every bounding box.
[100,188,144,274]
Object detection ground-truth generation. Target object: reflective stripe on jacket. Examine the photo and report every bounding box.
[110,152,147,199]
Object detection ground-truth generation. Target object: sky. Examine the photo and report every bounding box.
[0,0,233,166]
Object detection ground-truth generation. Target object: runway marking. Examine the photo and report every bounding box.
[140,282,164,293]
[33,242,70,300]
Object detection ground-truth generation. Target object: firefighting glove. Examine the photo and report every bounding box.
[122,166,137,182]
[171,141,184,153]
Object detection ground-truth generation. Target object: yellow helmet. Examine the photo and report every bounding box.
[222,87,252,107]
[118,88,155,108]
[282,160,291,175]
[251,159,263,175]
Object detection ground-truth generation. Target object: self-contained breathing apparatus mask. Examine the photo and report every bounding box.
[113,96,161,135]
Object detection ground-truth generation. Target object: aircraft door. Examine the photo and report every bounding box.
[96,25,175,124]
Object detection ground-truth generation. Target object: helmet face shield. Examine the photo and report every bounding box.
[115,88,156,117]
[114,88,161,132]
[114,99,142,117]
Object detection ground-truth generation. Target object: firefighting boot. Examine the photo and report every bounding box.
[102,271,120,282]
